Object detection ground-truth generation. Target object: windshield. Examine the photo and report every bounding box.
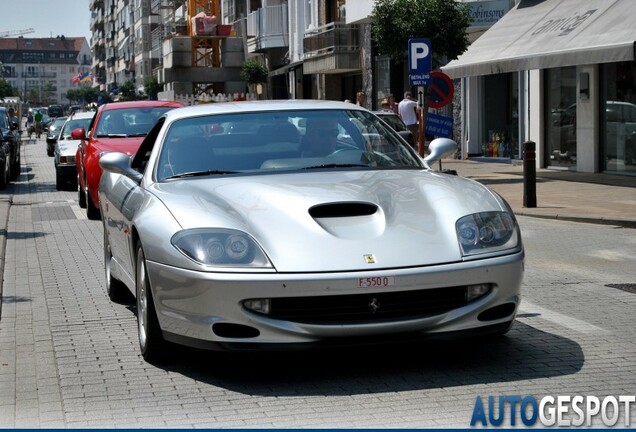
[95,107,173,137]
[60,117,93,139]
[378,114,408,132]
[156,109,423,181]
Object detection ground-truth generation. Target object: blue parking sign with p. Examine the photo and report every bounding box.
[408,38,432,86]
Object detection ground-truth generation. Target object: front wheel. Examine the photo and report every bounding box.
[78,176,87,208]
[104,227,131,303]
[0,158,8,189]
[86,190,101,220]
[136,243,165,362]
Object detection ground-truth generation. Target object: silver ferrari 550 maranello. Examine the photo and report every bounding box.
[98,100,524,361]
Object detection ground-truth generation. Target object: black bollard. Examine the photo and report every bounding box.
[523,141,537,208]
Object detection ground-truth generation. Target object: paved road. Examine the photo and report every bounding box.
[0,137,635,427]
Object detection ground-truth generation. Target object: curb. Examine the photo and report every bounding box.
[0,193,11,319]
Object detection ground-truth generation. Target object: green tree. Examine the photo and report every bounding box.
[371,0,471,68]
[0,79,18,99]
[66,87,101,105]
[144,76,160,100]
[240,59,268,85]
[118,80,139,101]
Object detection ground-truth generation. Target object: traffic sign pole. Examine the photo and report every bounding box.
[417,86,427,157]
[407,38,432,157]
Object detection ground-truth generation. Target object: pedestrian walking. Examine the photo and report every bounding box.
[398,91,418,140]
[34,109,43,138]
[356,91,367,108]
[388,94,399,114]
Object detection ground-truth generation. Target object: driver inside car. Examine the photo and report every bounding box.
[301,118,340,157]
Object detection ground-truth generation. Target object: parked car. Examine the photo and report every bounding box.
[98,100,524,362]
[605,101,636,162]
[54,111,95,191]
[373,110,416,148]
[0,106,21,187]
[551,101,636,163]
[74,100,183,219]
[47,104,65,118]
[46,116,68,156]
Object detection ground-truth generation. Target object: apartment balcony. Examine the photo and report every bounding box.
[246,5,288,53]
[90,0,104,10]
[21,72,57,78]
[302,22,360,74]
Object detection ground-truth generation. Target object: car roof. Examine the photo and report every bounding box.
[98,100,184,112]
[69,111,95,119]
[163,99,368,121]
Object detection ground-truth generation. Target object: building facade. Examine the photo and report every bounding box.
[444,0,636,176]
[0,36,92,106]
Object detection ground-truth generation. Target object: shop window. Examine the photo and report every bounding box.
[601,61,636,174]
[544,66,577,169]
[482,73,519,159]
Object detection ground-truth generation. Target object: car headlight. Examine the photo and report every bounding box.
[171,228,272,268]
[456,212,520,257]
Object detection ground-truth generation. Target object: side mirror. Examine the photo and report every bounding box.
[71,127,86,140]
[99,152,143,183]
[423,138,458,170]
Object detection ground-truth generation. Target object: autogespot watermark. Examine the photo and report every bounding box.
[470,395,636,427]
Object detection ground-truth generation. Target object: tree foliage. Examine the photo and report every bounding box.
[65,87,110,105]
[0,79,18,99]
[240,59,269,84]
[371,0,472,68]
[144,76,160,100]
[118,80,140,101]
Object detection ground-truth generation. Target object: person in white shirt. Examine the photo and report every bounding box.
[398,91,418,140]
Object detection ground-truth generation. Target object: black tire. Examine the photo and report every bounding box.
[86,190,101,220]
[103,226,131,303]
[10,152,20,181]
[136,243,165,362]
[0,160,7,190]
[78,177,87,208]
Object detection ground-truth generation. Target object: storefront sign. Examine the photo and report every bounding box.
[468,0,509,28]
[425,113,453,138]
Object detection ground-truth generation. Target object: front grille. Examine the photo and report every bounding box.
[267,286,468,324]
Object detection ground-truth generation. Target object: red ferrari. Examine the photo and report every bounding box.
[73,100,183,219]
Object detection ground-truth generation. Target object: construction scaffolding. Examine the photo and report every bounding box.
[187,0,221,95]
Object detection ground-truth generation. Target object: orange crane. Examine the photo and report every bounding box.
[187,0,221,68]
[0,28,35,38]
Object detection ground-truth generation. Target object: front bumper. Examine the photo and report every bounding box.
[146,251,524,350]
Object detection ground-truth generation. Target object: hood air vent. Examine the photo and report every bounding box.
[309,202,378,218]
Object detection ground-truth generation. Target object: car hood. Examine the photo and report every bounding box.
[91,137,145,156]
[149,170,508,272]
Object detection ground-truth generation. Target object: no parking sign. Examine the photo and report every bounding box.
[428,71,454,108]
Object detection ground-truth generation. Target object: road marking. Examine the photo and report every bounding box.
[518,300,610,335]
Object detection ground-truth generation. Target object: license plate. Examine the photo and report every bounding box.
[357,276,395,288]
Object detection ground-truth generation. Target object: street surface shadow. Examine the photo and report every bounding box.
[5,231,48,240]
[155,320,583,396]
[1,295,32,304]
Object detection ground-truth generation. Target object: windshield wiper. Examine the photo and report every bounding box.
[164,170,239,179]
[95,133,128,138]
[128,133,148,137]
[302,163,368,170]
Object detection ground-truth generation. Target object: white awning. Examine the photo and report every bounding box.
[442,0,636,78]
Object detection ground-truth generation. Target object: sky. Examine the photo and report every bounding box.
[2,0,92,42]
